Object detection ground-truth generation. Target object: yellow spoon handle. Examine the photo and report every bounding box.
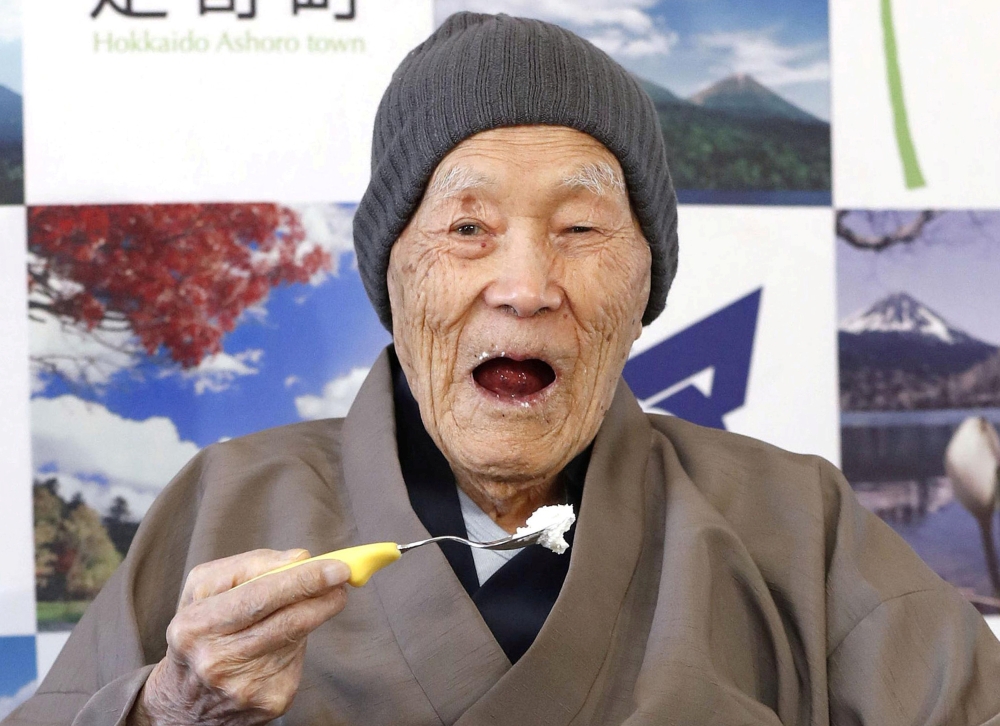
[243,543,402,589]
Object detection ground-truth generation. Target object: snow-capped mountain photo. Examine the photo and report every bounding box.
[839,292,999,411]
[837,212,1000,412]
[842,292,981,344]
[840,291,996,376]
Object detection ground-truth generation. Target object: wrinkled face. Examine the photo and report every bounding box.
[388,126,651,488]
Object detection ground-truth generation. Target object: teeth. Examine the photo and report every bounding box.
[476,349,513,364]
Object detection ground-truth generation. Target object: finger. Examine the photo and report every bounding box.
[227,585,348,661]
[180,549,311,607]
[189,559,350,635]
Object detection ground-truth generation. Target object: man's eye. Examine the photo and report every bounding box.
[454,223,481,236]
[568,225,594,234]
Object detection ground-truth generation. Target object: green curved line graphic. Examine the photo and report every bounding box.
[881,0,926,189]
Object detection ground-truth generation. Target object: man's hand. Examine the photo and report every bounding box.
[128,549,349,726]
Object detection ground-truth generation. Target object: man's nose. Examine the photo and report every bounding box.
[482,235,563,318]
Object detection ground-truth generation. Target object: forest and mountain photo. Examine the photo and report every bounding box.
[436,0,831,204]
[639,72,828,201]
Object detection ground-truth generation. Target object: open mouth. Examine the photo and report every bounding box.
[473,356,556,399]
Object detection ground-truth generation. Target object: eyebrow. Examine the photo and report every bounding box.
[561,161,627,198]
[425,165,494,200]
[424,160,628,201]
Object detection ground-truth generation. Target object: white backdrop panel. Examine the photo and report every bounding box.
[0,206,35,637]
[23,0,432,205]
[832,0,1000,208]
[634,205,840,465]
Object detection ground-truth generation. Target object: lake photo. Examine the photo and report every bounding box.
[838,210,1000,613]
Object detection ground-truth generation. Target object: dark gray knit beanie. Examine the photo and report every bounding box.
[353,11,678,330]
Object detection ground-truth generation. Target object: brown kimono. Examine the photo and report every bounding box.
[8,350,1000,725]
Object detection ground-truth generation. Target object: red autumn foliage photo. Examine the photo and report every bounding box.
[28,204,331,369]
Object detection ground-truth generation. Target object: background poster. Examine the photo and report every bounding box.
[0,0,22,204]
[838,210,1000,613]
[28,201,389,630]
[438,0,832,206]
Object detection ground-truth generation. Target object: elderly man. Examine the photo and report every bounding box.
[8,11,1000,726]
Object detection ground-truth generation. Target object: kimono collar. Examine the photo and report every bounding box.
[341,347,653,725]
[390,350,588,664]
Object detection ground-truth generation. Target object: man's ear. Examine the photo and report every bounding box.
[385,242,403,330]
[633,230,652,343]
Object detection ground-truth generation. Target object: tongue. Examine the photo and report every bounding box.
[474,357,555,398]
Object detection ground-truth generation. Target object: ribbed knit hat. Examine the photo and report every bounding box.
[353,11,679,330]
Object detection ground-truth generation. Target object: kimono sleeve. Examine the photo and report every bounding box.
[3,452,210,726]
[821,458,1000,725]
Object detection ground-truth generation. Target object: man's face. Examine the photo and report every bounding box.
[387,126,651,489]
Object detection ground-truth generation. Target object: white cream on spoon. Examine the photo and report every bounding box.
[516,503,576,554]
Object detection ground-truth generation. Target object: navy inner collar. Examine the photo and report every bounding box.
[390,349,589,663]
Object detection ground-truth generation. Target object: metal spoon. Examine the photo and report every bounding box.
[397,529,546,553]
[243,530,547,589]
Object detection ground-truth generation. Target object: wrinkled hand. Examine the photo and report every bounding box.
[129,549,349,726]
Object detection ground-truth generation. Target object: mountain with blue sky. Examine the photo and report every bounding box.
[436,0,830,121]
[837,211,1000,348]
[837,209,1000,411]
[639,72,822,123]
[689,73,821,124]
[839,292,997,376]
[838,291,1000,411]
[435,0,831,198]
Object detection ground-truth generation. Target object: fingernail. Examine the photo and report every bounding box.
[285,549,310,562]
[322,561,349,586]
